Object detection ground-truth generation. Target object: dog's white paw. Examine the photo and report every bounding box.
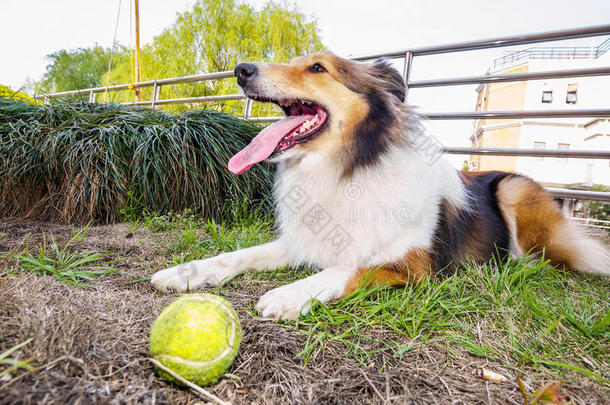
[256,282,317,320]
[151,258,236,292]
[255,267,351,320]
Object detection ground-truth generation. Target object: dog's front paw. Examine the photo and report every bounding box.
[256,282,317,320]
[151,258,236,292]
[255,267,350,320]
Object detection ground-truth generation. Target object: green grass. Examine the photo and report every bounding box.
[133,203,275,267]
[14,226,118,287]
[124,210,610,385]
[0,338,34,378]
[0,96,273,224]
[294,257,609,384]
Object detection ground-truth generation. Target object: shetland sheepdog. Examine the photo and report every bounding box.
[152,52,609,320]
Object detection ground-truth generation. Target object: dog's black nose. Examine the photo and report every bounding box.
[234,63,258,87]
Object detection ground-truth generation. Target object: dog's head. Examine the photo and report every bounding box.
[229,51,408,176]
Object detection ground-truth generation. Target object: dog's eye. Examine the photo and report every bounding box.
[308,63,327,73]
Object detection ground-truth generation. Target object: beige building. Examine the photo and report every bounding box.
[470,38,610,188]
[471,65,528,172]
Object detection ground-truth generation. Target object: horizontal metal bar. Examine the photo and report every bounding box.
[408,66,610,88]
[443,147,610,159]
[571,217,610,225]
[576,224,610,229]
[121,94,245,106]
[150,71,234,86]
[352,24,610,59]
[33,26,610,101]
[36,84,131,98]
[34,71,236,99]
[242,121,609,159]
[35,25,610,100]
[546,188,610,202]
[35,101,610,121]
[246,116,282,123]
[422,109,610,120]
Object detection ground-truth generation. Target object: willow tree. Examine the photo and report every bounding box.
[38,46,115,97]
[106,0,324,113]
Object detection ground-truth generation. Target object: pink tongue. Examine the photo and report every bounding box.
[228,114,313,174]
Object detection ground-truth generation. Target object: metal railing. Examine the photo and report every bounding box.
[571,217,610,230]
[492,37,610,70]
[35,24,610,202]
[36,70,238,107]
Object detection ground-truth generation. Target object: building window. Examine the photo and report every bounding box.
[557,142,570,163]
[541,83,553,103]
[566,83,578,104]
[541,90,553,103]
[533,141,546,161]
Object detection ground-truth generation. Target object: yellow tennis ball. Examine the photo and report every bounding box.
[149,293,242,387]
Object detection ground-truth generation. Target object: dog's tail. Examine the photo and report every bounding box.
[496,174,609,275]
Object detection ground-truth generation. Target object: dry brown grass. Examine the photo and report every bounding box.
[0,221,608,404]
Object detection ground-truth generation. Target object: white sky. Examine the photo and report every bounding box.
[1,0,609,159]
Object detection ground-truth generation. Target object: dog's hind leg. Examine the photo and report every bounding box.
[151,240,291,292]
[341,247,433,297]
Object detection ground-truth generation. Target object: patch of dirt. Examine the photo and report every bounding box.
[0,221,608,404]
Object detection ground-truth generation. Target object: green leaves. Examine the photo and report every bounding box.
[0,85,34,104]
[38,46,118,96]
[103,0,324,112]
[14,226,118,288]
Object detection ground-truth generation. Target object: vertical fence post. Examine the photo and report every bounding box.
[88,91,95,103]
[402,51,413,103]
[243,98,253,118]
[151,82,160,108]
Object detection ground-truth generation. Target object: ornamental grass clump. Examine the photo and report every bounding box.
[0,97,273,224]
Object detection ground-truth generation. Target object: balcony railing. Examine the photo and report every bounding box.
[34,24,610,202]
[491,37,610,70]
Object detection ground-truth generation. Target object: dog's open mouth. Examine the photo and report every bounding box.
[228,98,329,175]
[273,99,329,155]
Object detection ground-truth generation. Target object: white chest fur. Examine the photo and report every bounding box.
[273,148,465,269]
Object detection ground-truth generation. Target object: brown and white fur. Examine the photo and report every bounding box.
[151,52,609,320]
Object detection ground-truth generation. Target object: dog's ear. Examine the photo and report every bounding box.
[370,59,406,103]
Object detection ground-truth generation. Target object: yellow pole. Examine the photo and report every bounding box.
[134,0,141,101]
